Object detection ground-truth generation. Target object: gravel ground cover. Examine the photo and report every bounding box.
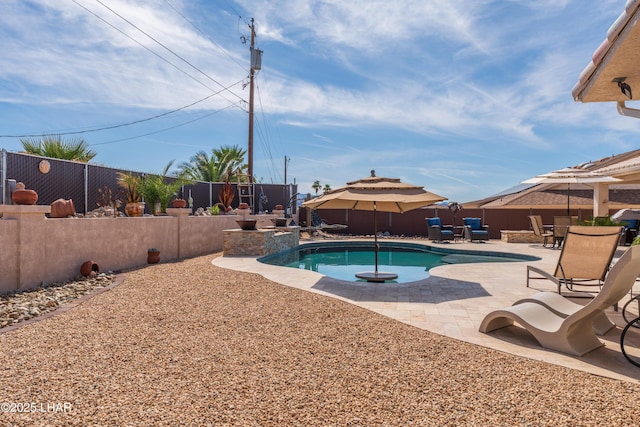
[0,252,639,425]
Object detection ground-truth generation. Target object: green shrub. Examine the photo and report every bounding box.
[580,216,620,226]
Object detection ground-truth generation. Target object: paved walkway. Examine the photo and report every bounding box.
[213,238,640,384]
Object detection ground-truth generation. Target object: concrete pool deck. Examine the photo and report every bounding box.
[212,237,640,384]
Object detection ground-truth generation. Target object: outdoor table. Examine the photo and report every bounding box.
[453,226,465,242]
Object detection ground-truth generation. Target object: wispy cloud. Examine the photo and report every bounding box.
[0,0,632,202]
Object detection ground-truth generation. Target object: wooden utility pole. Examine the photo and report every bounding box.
[247,18,261,183]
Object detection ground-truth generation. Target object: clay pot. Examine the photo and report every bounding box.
[81,260,100,277]
[236,219,257,230]
[12,188,38,205]
[271,217,287,227]
[172,198,187,208]
[238,202,249,210]
[125,202,145,217]
[275,204,284,210]
[147,250,160,264]
[50,199,75,218]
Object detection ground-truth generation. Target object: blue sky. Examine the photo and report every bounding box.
[1,0,639,203]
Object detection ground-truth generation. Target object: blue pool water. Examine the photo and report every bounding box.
[259,241,538,283]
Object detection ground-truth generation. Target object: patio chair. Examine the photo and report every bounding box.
[302,209,347,232]
[529,215,553,248]
[462,217,489,242]
[479,245,640,356]
[526,225,623,295]
[552,215,578,248]
[620,219,639,246]
[426,217,454,242]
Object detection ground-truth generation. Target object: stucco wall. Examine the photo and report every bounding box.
[0,206,280,293]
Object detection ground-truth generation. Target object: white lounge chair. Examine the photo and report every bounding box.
[479,245,640,356]
[512,292,614,336]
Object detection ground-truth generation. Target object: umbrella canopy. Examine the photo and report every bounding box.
[522,168,621,215]
[302,170,446,280]
[611,208,640,222]
[302,172,446,213]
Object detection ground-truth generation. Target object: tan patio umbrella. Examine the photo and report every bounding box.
[522,168,621,215]
[302,170,446,281]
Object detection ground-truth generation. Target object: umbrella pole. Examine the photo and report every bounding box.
[374,203,378,273]
[567,183,570,216]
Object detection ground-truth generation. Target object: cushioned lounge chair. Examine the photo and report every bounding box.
[463,217,489,242]
[526,225,622,295]
[621,219,639,245]
[529,215,553,248]
[426,217,454,242]
[303,209,347,232]
[479,245,640,356]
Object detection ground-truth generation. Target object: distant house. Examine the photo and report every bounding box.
[465,149,640,212]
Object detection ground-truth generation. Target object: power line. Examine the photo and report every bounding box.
[71,0,227,97]
[91,101,243,146]
[0,80,245,138]
[254,78,282,183]
[90,0,245,103]
[162,0,246,72]
[220,0,249,26]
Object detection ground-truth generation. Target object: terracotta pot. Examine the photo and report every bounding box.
[147,250,160,264]
[81,260,100,277]
[50,199,75,218]
[271,217,287,227]
[236,219,257,230]
[275,204,284,210]
[172,198,187,208]
[12,189,38,205]
[238,202,249,210]
[125,202,145,217]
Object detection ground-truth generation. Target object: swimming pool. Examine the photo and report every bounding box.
[258,241,539,283]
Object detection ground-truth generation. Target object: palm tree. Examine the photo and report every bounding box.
[179,151,218,182]
[214,145,247,182]
[179,145,247,182]
[312,180,321,195]
[20,135,96,162]
[323,184,332,193]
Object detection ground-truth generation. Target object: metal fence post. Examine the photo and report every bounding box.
[1,149,6,204]
[84,163,89,214]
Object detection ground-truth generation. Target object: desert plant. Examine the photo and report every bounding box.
[218,180,235,210]
[139,160,193,215]
[116,172,142,203]
[96,186,122,217]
